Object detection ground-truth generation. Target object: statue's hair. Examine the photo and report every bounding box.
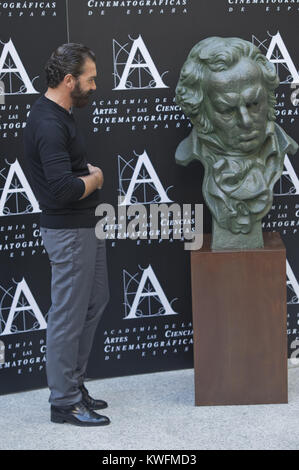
[175,37,279,134]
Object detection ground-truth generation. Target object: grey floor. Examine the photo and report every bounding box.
[1,366,299,451]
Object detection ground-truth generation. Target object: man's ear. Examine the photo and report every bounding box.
[64,73,76,91]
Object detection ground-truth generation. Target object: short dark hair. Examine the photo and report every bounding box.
[45,43,96,88]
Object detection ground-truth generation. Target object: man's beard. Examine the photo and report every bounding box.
[71,80,93,108]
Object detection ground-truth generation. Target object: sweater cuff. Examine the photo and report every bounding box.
[75,177,86,200]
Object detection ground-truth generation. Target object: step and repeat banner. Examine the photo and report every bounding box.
[0,0,298,394]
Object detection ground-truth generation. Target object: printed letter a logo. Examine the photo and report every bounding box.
[113,35,168,90]
[0,39,39,95]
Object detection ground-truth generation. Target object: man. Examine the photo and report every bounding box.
[175,37,298,250]
[23,43,110,426]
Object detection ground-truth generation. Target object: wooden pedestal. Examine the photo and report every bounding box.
[190,232,288,406]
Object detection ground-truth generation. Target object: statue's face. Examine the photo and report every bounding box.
[205,58,269,154]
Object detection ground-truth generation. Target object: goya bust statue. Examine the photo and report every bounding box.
[175,37,298,250]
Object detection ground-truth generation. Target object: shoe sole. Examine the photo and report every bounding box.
[51,413,111,426]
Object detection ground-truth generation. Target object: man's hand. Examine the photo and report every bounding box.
[78,163,104,200]
[87,163,104,189]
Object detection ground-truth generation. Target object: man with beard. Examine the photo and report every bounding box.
[23,43,110,426]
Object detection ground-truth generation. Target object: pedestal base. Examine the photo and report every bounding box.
[191,232,288,406]
[212,219,264,251]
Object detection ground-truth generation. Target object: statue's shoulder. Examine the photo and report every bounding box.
[175,129,200,167]
[274,123,298,156]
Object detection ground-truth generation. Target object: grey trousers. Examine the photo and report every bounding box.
[40,227,109,407]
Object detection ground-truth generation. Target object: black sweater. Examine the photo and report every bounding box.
[23,94,101,228]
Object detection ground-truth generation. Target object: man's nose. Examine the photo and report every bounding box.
[238,105,253,129]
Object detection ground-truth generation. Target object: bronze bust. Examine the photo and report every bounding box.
[175,37,298,250]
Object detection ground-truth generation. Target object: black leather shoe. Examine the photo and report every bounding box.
[79,383,108,410]
[51,401,110,426]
